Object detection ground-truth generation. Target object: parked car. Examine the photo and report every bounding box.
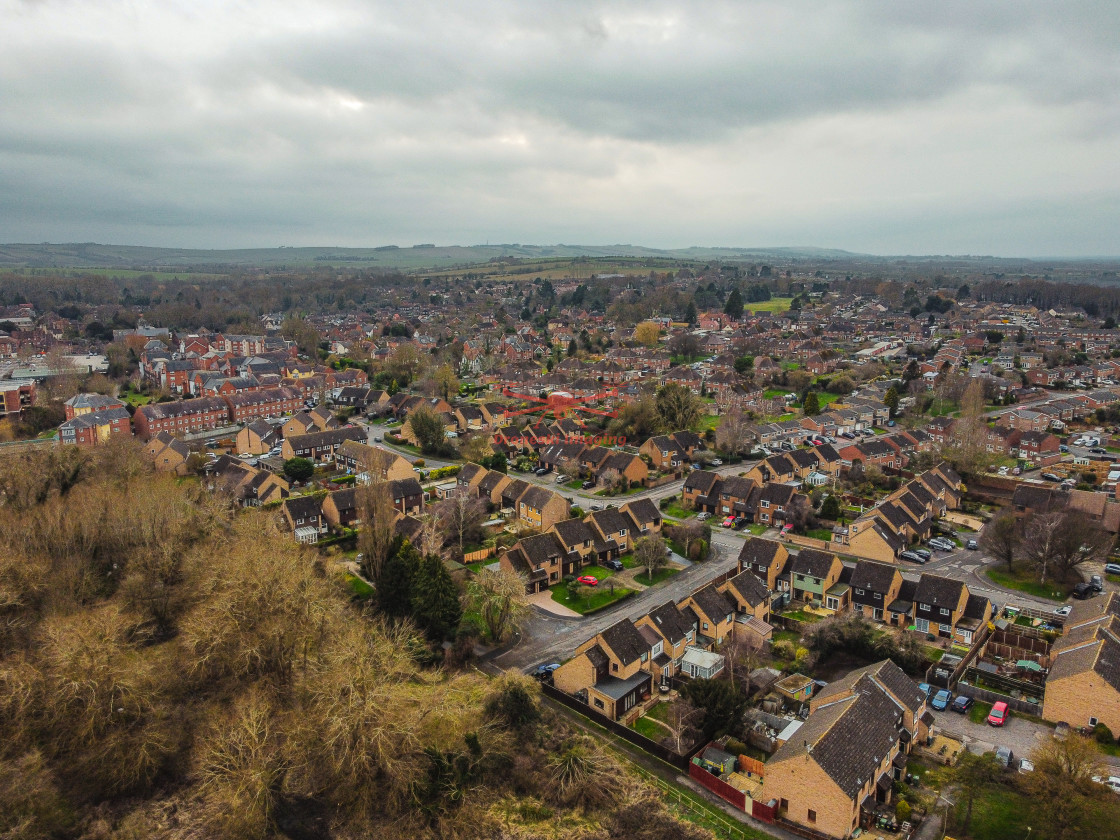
[582,480,596,490]
[931,689,953,711]
[1092,775,1120,794]
[1018,758,1034,774]
[1060,444,1069,453]
[575,575,599,586]
[1054,604,1073,616]
[929,537,955,552]
[913,548,932,560]
[1090,447,1108,455]
[1105,562,1120,575]
[988,701,1010,727]
[534,466,549,476]
[998,466,1009,475]
[733,516,746,528]
[994,745,1014,766]
[900,550,928,564]
[555,474,570,484]
[1041,472,1060,482]
[696,512,712,521]
[722,515,737,527]
[918,682,932,698]
[950,695,974,714]
[1072,582,1096,599]
[1090,574,1104,592]
[710,458,723,466]
[532,663,560,682]
[966,539,979,550]
[781,523,793,535]
[604,558,624,572]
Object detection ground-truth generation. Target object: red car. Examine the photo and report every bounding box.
[987,701,1009,727]
[576,575,599,586]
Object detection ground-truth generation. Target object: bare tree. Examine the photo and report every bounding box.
[356,480,396,586]
[436,492,487,552]
[1020,735,1106,840]
[634,535,669,581]
[417,514,446,558]
[980,508,1020,572]
[715,410,753,459]
[664,699,703,754]
[1022,509,1113,584]
[466,567,530,643]
[939,379,998,475]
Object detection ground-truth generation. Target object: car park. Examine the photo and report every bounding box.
[950,695,974,714]
[900,550,928,564]
[576,575,598,586]
[988,701,1010,726]
[966,539,979,550]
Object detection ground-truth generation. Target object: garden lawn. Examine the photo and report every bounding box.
[632,716,665,740]
[745,523,767,535]
[782,610,823,623]
[550,582,634,615]
[618,553,638,569]
[969,699,993,724]
[576,564,617,581]
[662,502,693,520]
[565,480,583,490]
[986,567,1070,601]
[343,573,374,599]
[763,389,792,400]
[634,567,680,586]
[802,528,833,541]
[816,392,842,406]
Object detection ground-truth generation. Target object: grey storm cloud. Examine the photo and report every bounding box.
[1,0,1119,255]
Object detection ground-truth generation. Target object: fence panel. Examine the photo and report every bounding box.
[689,762,747,811]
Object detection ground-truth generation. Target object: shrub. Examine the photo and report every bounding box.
[895,799,911,823]
[1093,723,1115,744]
[771,640,796,660]
[413,459,425,467]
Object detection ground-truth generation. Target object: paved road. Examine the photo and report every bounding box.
[493,532,746,671]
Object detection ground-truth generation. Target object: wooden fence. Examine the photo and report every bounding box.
[689,761,746,811]
[953,681,1043,716]
[782,533,830,551]
[627,763,763,840]
[463,546,496,563]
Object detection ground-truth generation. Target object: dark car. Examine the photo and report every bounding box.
[604,558,624,572]
[1090,447,1108,455]
[966,539,979,550]
[581,480,596,490]
[913,548,932,561]
[951,695,974,714]
[900,550,928,564]
[1090,574,1104,593]
[1072,582,1096,599]
[1041,472,1060,482]
[532,663,560,682]
[1105,562,1120,575]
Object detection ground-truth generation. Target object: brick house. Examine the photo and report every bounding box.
[761,660,928,839]
[58,406,132,446]
[787,548,844,606]
[738,538,790,592]
[224,386,303,423]
[501,532,568,593]
[281,426,367,462]
[133,396,230,439]
[553,619,654,721]
[1043,593,1120,734]
[235,419,282,455]
[682,469,721,511]
[388,477,425,515]
[849,561,903,623]
[517,485,570,531]
[678,583,737,646]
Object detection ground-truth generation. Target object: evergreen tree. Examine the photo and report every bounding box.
[883,386,899,417]
[820,494,841,520]
[378,537,420,619]
[803,391,821,416]
[410,554,462,641]
[685,299,697,324]
[723,289,744,320]
[567,338,577,357]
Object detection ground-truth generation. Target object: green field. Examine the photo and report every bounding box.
[986,567,1070,601]
[744,297,794,313]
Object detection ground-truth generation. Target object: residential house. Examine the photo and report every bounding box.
[1043,593,1120,733]
[282,495,326,543]
[501,532,568,593]
[553,619,654,721]
[58,406,132,446]
[678,583,737,646]
[281,426,367,462]
[235,419,282,455]
[738,538,790,592]
[849,561,904,624]
[145,431,192,474]
[388,477,425,515]
[133,396,230,439]
[788,548,845,609]
[619,498,663,535]
[517,485,570,531]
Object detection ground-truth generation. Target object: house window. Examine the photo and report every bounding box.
[611,663,618,672]
[940,608,950,616]
[915,618,929,633]
[1090,716,1099,727]
[826,596,839,610]
[593,698,604,709]
[761,500,770,509]
[855,588,865,595]
[640,652,648,663]
[940,623,951,634]
[702,622,709,631]
[808,810,817,824]
[873,592,882,600]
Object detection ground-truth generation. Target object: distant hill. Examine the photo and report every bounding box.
[0,241,867,271]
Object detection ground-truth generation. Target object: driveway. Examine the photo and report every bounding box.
[933,709,1120,771]
[527,589,580,618]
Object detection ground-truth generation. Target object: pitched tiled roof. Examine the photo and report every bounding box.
[599,619,650,667]
[913,574,965,609]
[738,537,784,569]
[789,548,838,580]
[850,560,900,594]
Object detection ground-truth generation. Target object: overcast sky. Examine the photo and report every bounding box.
[2,1,1119,256]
